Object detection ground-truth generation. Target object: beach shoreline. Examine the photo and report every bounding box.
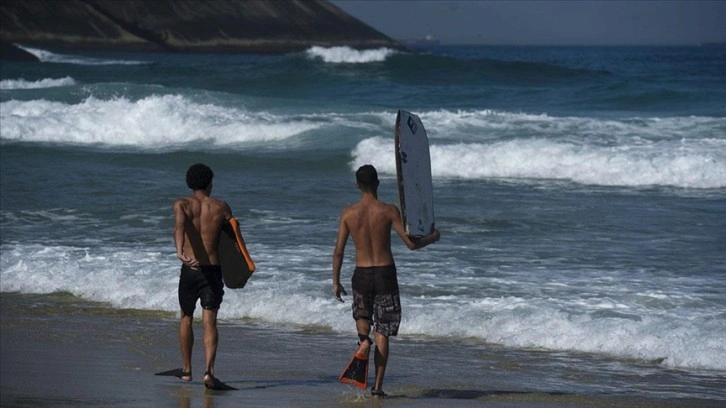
[1,292,723,408]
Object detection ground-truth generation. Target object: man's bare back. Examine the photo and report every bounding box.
[173,192,231,267]
[336,195,411,268]
[332,165,439,301]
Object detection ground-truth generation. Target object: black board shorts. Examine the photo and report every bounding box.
[351,264,401,337]
[178,265,224,316]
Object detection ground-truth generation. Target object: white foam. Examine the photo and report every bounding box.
[305,46,395,64]
[0,96,322,148]
[351,109,726,189]
[1,241,724,371]
[2,99,723,187]
[0,76,76,90]
[402,296,726,371]
[15,45,147,65]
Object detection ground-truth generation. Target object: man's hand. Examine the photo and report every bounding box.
[407,228,441,249]
[178,253,199,268]
[333,283,348,302]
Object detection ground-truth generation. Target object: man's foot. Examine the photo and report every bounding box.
[203,372,217,389]
[371,388,386,398]
[180,370,192,382]
[203,371,235,390]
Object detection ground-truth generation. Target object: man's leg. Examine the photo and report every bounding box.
[370,266,400,396]
[202,307,219,385]
[354,318,373,358]
[373,332,389,393]
[355,318,372,340]
[179,312,193,381]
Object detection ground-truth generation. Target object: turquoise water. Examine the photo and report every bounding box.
[1,44,725,399]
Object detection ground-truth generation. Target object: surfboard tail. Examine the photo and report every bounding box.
[338,340,370,390]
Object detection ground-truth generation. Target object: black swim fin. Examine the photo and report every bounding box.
[338,339,370,390]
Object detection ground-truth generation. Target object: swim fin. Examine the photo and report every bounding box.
[338,339,370,389]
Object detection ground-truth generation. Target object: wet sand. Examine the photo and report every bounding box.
[1,292,723,408]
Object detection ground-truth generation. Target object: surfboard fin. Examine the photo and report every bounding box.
[338,339,371,390]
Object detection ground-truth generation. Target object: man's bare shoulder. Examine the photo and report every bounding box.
[377,200,400,214]
[383,203,401,217]
[173,196,229,214]
[173,196,192,209]
[206,196,228,207]
[207,197,232,217]
[340,202,359,219]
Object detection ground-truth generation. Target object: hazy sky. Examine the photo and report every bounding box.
[330,0,726,45]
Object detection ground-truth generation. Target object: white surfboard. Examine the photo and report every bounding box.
[395,110,435,237]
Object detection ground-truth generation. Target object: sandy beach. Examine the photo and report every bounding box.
[1,292,723,408]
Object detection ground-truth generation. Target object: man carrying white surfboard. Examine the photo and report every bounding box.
[332,164,440,397]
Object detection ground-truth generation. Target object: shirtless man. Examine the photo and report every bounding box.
[332,164,440,397]
[173,163,232,389]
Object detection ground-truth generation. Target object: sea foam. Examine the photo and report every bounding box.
[0,96,322,148]
[0,76,76,90]
[305,46,395,64]
[1,240,723,372]
[352,136,726,189]
[351,109,726,189]
[14,45,148,65]
[2,96,724,188]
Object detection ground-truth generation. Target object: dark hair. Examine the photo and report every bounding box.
[356,164,379,191]
[186,163,214,190]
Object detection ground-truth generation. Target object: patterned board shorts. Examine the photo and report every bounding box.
[351,264,401,337]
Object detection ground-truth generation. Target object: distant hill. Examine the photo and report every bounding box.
[0,0,404,59]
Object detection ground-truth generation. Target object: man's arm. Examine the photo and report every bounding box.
[173,199,199,268]
[391,205,440,250]
[332,210,350,302]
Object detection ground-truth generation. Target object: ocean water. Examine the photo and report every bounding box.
[1,44,725,398]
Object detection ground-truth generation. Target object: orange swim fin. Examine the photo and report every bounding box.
[338,339,370,390]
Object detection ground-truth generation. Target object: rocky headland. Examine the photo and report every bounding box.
[1,0,404,60]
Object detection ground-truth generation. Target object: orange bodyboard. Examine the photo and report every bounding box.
[218,217,255,289]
